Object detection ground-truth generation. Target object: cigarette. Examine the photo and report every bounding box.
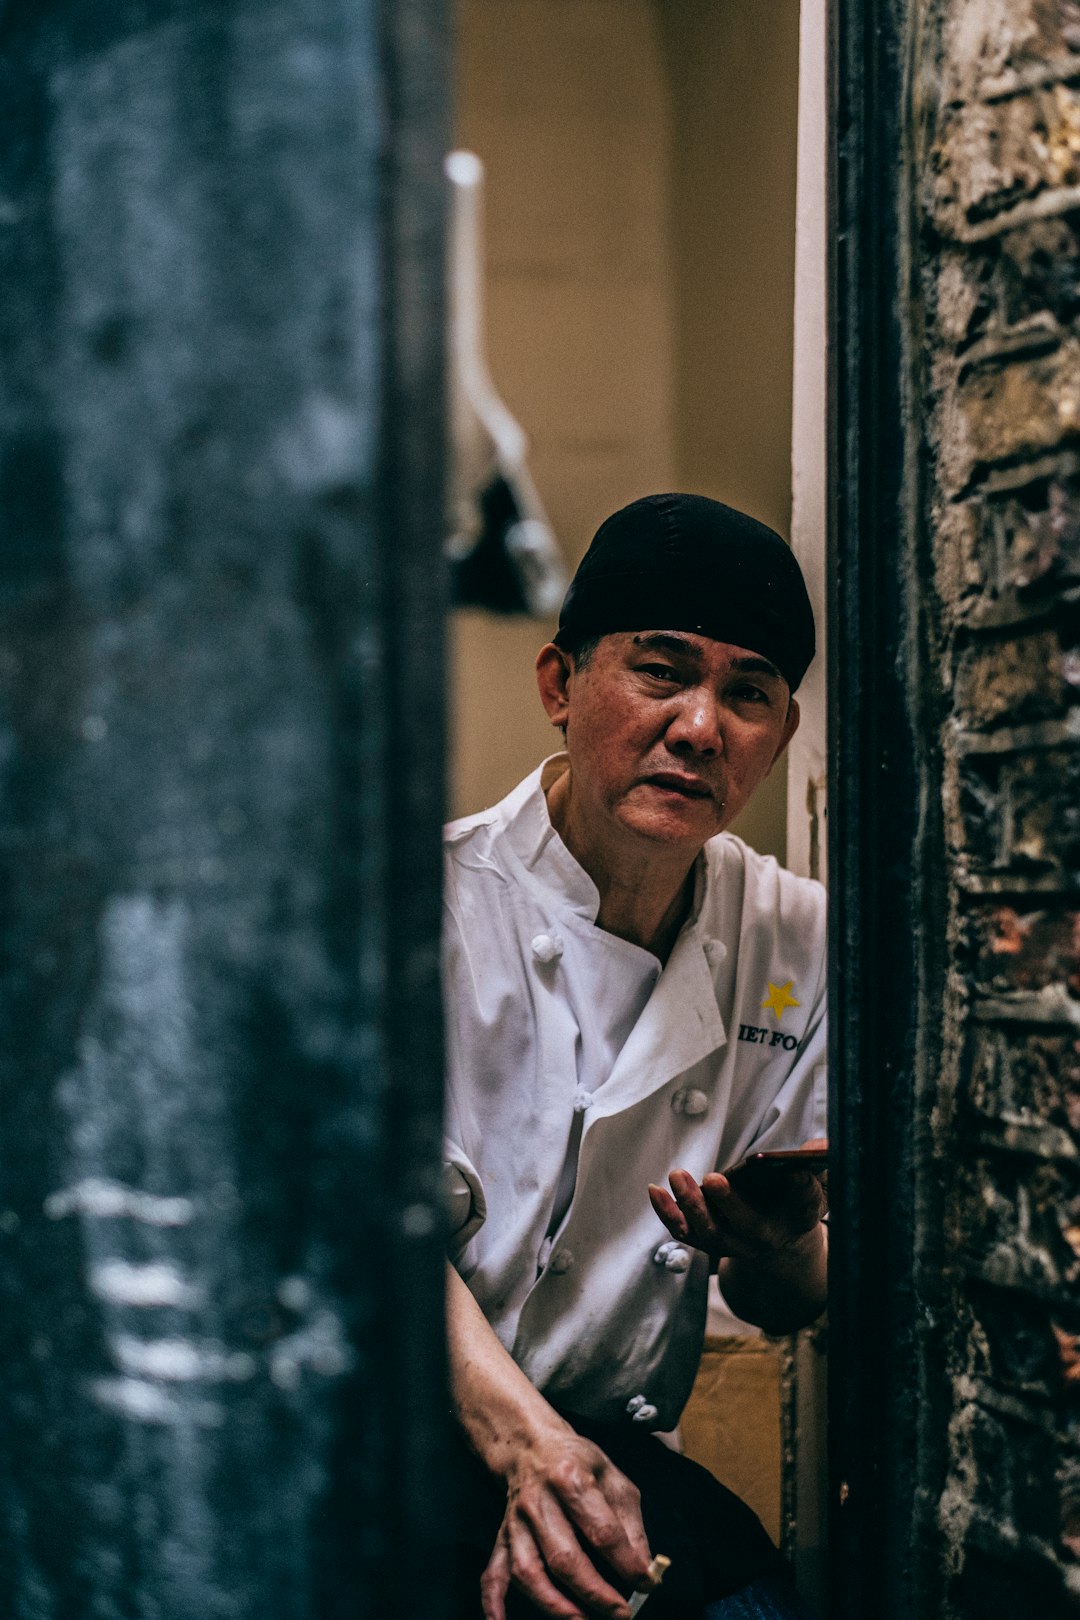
[627,1555,671,1615]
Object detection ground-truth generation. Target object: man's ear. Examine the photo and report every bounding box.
[770,696,801,768]
[535,642,573,730]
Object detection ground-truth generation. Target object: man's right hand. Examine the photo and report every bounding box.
[480,1423,653,1620]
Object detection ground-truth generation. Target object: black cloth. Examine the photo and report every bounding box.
[450,472,534,613]
[446,1409,793,1620]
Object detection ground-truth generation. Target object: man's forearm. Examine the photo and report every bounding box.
[447,1266,653,1619]
[447,1262,571,1475]
[716,1220,828,1334]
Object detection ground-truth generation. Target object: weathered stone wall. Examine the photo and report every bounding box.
[918,3,1080,1611]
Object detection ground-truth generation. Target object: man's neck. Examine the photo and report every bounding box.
[544,765,698,963]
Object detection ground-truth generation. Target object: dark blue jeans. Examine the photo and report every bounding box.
[705,1575,818,1619]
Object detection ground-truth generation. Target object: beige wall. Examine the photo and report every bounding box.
[657,0,801,859]
[679,1336,784,1542]
[451,0,800,869]
[452,0,676,819]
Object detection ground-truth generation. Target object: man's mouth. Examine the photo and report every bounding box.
[643,772,714,800]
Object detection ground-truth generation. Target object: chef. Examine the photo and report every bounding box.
[443,494,827,1620]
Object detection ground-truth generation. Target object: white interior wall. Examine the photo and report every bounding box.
[786,0,828,884]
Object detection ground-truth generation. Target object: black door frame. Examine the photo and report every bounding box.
[826,0,937,1613]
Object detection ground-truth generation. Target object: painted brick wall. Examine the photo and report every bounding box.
[919,3,1080,1611]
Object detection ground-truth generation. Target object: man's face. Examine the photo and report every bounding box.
[537,630,800,855]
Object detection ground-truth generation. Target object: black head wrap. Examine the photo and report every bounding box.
[554,492,815,693]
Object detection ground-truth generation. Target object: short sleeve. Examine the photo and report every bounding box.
[442,1139,487,1258]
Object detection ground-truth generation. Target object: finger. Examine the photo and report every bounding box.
[705,1169,784,1226]
[510,1506,628,1620]
[707,1168,824,1248]
[493,1520,586,1620]
[555,1461,652,1585]
[599,1470,653,1576]
[668,1168,722,1248]
[701,1173,783,1251]
[648,1182,689,1240]
[780,1173,828,1231]
[702,1173,747,1231]
[480,1539,511,1620]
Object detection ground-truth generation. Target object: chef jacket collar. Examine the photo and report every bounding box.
[501,754,710,937]
[495,757,728,1108]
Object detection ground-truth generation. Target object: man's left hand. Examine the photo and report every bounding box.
[647,1147,828,1332]
[648,1157,825,1264]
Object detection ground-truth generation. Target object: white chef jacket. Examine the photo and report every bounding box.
[443,755,827,1433]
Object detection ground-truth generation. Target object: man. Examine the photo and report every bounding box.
[443,494,828,1620]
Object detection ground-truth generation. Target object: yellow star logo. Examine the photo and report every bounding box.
[761,980,800,1020]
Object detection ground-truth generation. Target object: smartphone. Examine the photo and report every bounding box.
[727,1146,829,1177]
[721,1146,829,1211]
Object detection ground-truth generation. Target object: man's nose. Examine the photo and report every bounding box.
[666,693,724,756]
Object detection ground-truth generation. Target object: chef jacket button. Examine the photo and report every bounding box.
[704,939,728,965]
[671,1086,709,1117]
[548,1247,574,1274]
[531,932,563,964]
[628,1399,658,1424]
[572,1087,594,1113]
[625,1394,646,1415]
[653,1240,690,1272]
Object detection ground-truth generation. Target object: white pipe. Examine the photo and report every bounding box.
[444,150,566,615]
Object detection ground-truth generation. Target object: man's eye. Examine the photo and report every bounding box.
[730,683,770,704]
[638,664,680,683]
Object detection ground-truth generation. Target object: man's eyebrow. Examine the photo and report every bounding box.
[728,655,784,681]
[631,633,703,659]
[630,636,784,683]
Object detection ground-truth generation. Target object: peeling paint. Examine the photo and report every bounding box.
[44,1178,195,1227]
[110,1334,257,1384]
[90,1376,224,1428]
[89,1260,202,1309]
